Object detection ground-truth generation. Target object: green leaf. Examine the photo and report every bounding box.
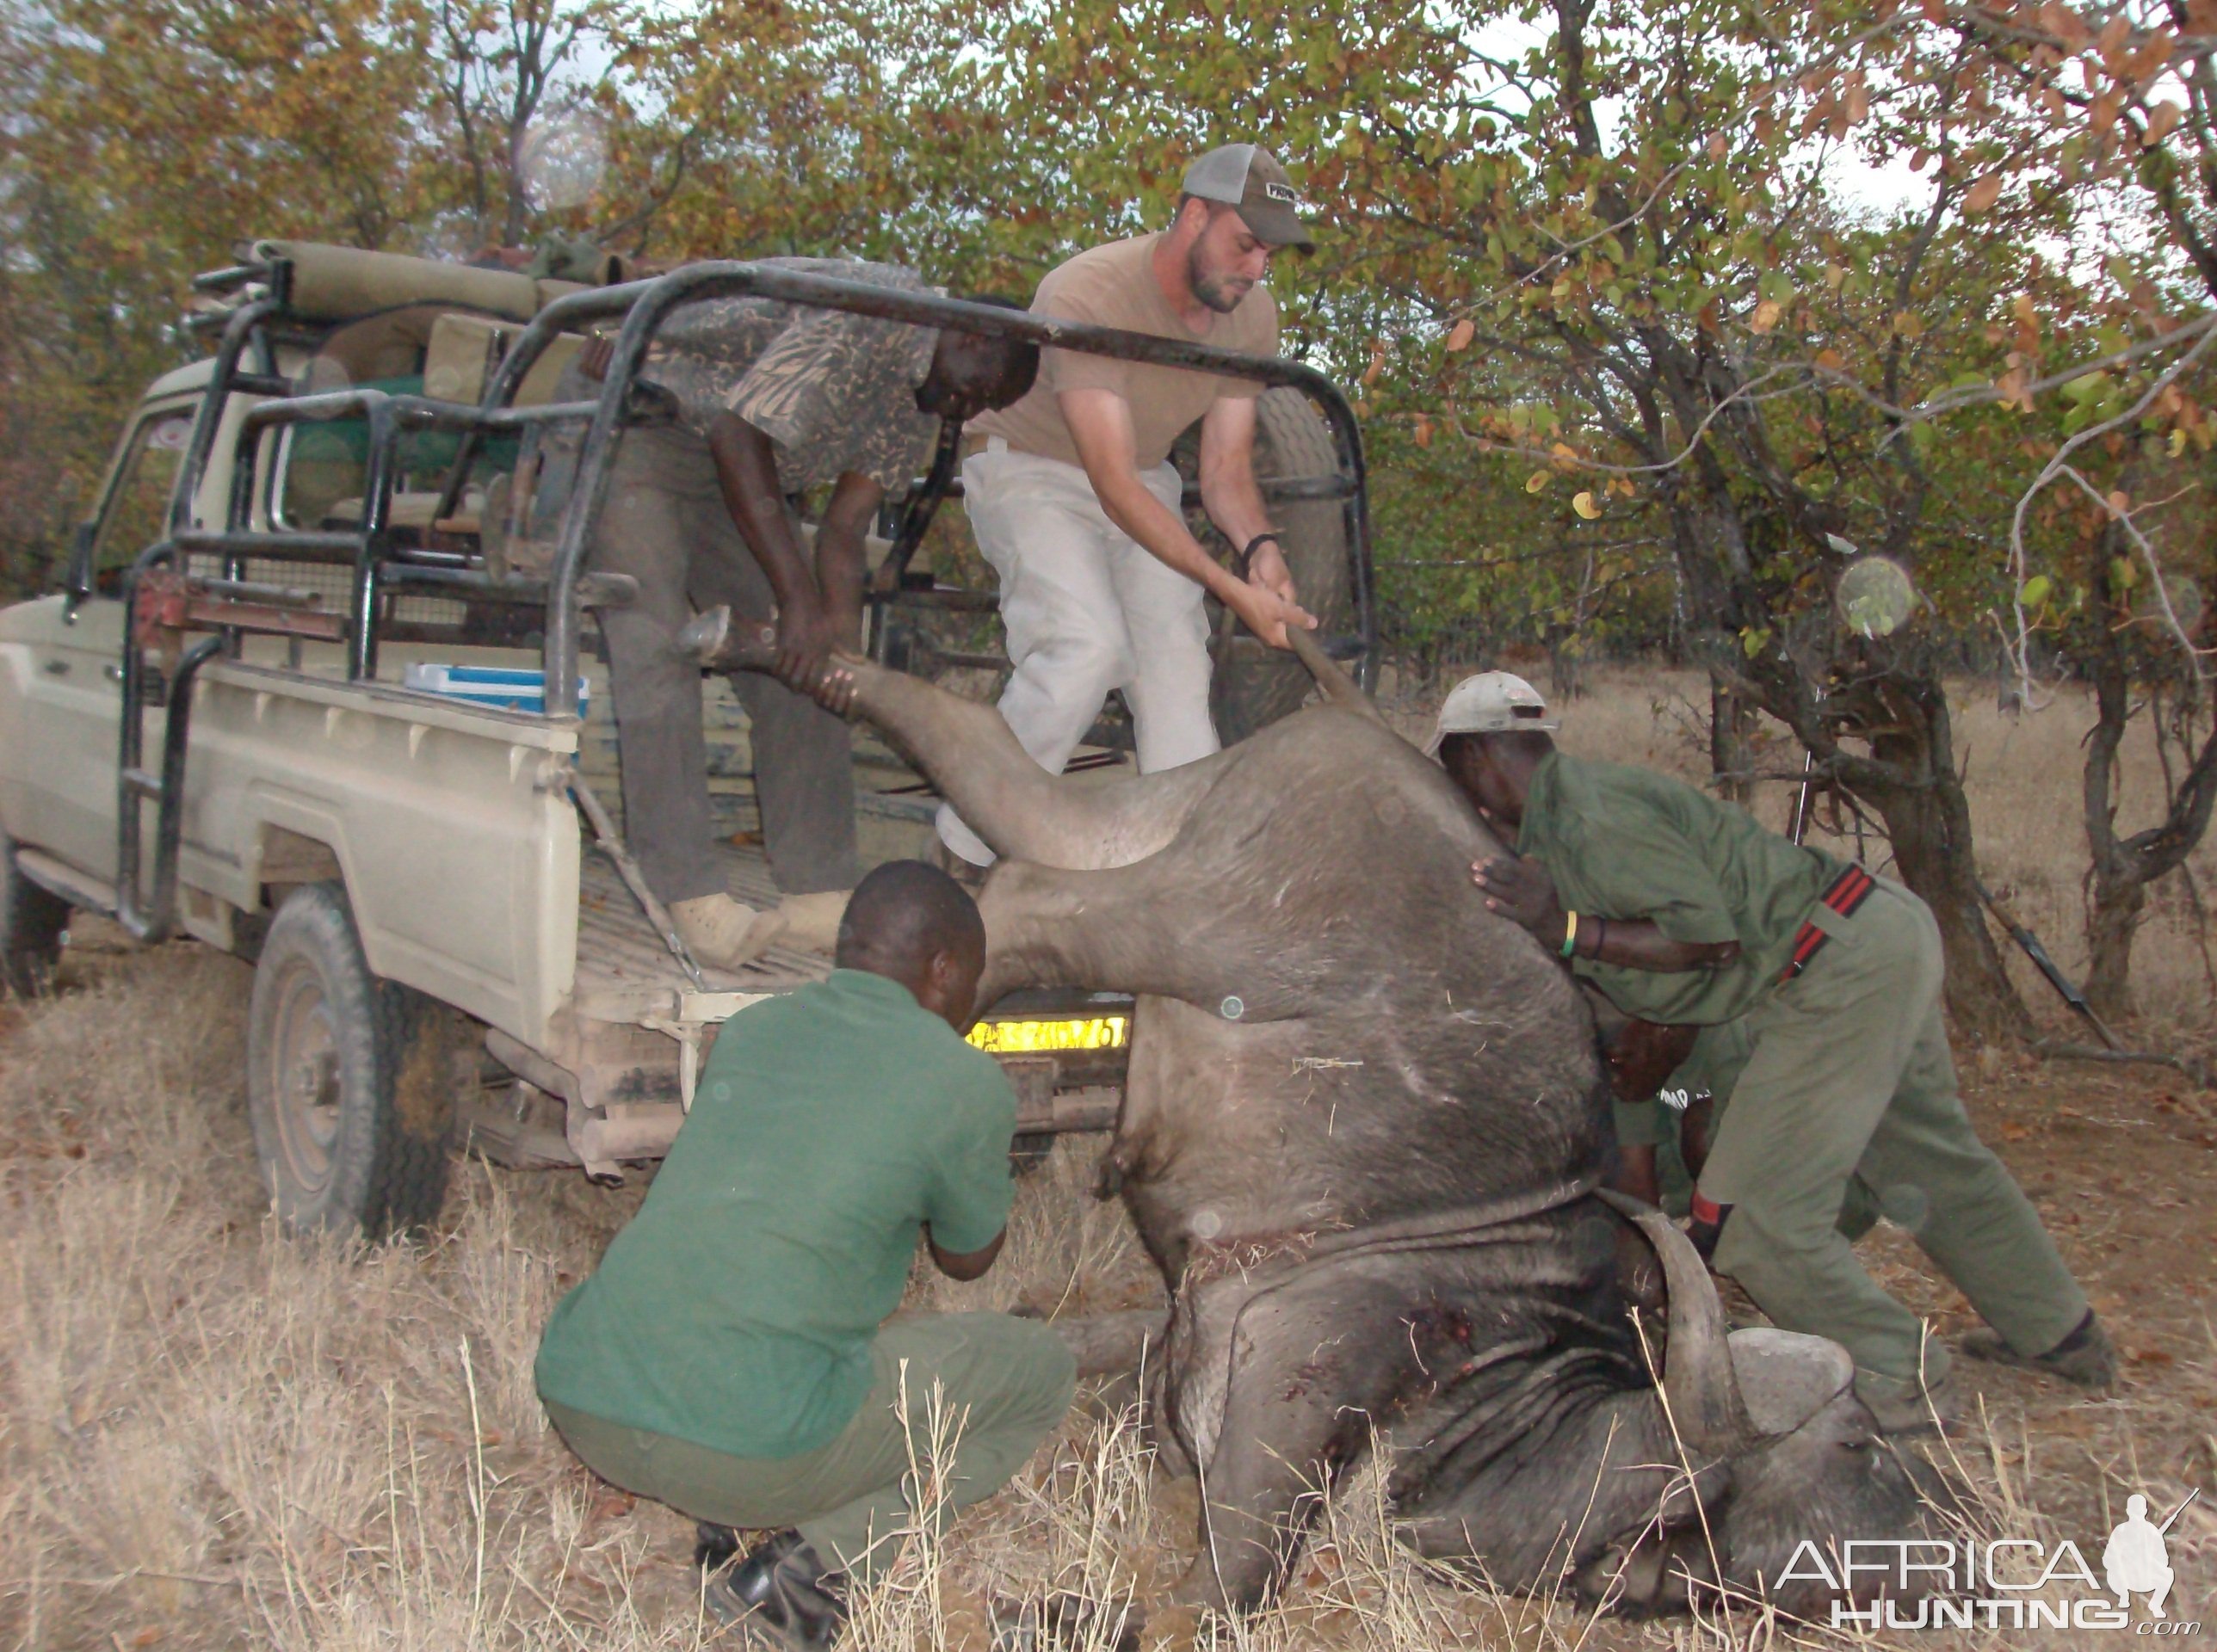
[2018,575,2051,608]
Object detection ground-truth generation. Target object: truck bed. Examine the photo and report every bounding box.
[574,840,831,1004]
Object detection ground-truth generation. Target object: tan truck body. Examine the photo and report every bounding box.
[0,351,1117,1193]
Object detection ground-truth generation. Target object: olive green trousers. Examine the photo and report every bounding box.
[545,1311,1075,1575]
[1702,876,2089,1395]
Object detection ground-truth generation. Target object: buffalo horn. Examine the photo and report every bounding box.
[1635,1207,1755,1454]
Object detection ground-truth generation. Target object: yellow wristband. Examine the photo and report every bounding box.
[1559,910,1579,959]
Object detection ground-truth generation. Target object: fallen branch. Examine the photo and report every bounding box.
[2030,1040,2214,1092]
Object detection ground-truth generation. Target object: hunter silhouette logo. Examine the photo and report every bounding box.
[2108,1491,2195,1621]
[1779,1486,2202,1633]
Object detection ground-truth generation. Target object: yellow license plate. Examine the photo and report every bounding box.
[966,1014,1130,1055]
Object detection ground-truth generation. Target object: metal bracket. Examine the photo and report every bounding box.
[565,770,707,989]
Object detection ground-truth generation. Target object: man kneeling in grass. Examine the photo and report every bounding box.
[535,860,1075,1649]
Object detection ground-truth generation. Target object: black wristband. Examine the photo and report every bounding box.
[1241,532,1283,563]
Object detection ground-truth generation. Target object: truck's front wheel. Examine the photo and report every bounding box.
[247,883,455,1239]
[0,831,69,997]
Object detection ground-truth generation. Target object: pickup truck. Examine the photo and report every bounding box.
[0,241,1374,1237]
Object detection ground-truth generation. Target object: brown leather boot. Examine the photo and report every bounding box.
[670,892,784,970]
[774,889,851,954]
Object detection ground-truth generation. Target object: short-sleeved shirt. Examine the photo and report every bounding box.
[639,257,942,494]
[534,969,1017,1460]
[1516,751,1845,1025]
[973,233,1278,470]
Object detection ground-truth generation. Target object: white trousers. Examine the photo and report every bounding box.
[936,446,1218,866]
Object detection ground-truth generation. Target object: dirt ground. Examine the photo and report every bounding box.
[3,668,2215,1649]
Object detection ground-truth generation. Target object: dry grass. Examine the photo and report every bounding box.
[3,669,2213,1649]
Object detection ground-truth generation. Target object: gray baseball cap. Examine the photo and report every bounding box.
[1181,145,1315,250]
[1423,671,1560,755]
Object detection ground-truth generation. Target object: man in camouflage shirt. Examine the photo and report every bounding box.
[554,259,1037,968]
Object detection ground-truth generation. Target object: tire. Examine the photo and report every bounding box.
[1180,385,1355,744]
[0,830,69,997]
[246,882,456,1239]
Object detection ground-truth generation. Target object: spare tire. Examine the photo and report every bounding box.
[1174,386,1353,744]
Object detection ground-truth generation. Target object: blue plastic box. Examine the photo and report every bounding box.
[401,663,591,718]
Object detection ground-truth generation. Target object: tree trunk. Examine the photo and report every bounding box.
[2083,872,2143,1020]
[1862,697,2033,1045]
[1709,673,1753,806]
[2080,627,2141,1022]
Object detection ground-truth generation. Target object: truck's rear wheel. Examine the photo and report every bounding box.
[247,883,454,1239]
[1179,386,1356,743]
[0,830,69,997]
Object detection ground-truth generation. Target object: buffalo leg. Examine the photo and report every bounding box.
[696,616,1226,870]
[975,860,1312,1025]
[1048,1309,1169,1379]
[1161,1259,1440,1613]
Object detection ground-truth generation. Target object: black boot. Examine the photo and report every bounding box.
[694,1522,743,1574]
[705,1529,847,1650]
[1961,1309,2118,1390]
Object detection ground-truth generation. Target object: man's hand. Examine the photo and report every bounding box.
[808,655,860,717]
[772,597,840,693]
[1472,852,1569,948]
[1226,577,1317,650]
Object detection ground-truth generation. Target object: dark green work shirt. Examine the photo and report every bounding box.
[534,969,1017,1460]
[1517,751,1843,1024]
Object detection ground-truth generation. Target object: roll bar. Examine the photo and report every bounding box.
[169,257,1376,712]
[437,262,1376,714]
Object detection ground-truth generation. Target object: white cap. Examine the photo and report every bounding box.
[1423,670,1559,755]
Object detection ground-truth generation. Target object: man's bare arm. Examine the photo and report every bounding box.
[928,1226,1005,1282]
[1611,1143,1662,1207]
[705,411,839,688]
[1057,385,1314,647]
[1196,397,1298,605]
[812,472,881,651]
[1586,921,1741,972]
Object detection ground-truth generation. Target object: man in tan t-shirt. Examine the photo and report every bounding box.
[936,144,1318,871]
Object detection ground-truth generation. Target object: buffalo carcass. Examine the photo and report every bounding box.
[700,616,1942,1618]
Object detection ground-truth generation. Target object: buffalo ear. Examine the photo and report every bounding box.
[1725,1326,1853,1437]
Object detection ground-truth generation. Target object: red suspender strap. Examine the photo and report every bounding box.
[1779,865,1876,983]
